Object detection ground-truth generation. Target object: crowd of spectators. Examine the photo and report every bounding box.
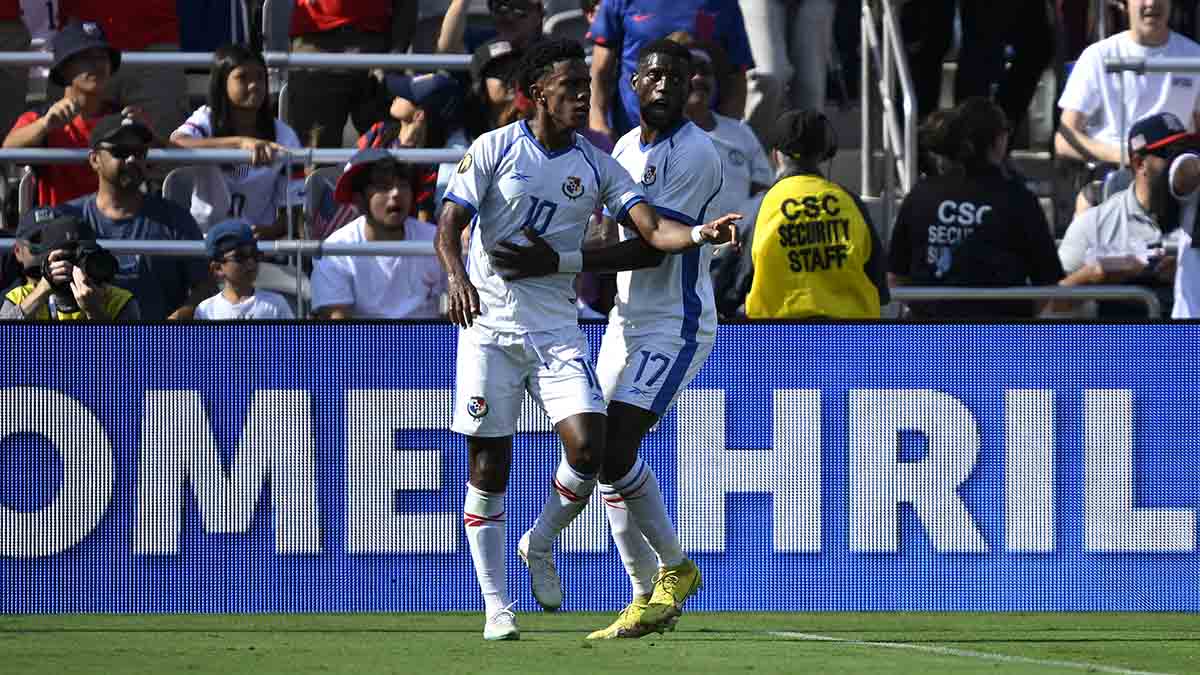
[2,0,1200,321]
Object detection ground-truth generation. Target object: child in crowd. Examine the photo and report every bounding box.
[195,219,294,320]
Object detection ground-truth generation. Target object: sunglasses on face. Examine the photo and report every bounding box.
[99,144,148,161]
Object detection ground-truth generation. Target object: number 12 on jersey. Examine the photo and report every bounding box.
[520,196,558,234]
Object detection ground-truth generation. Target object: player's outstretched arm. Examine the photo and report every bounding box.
[623,202,741,253]
[491,226,665,280]
[436,202,481,327]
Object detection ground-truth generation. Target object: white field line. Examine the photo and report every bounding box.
[767,631,1173,675]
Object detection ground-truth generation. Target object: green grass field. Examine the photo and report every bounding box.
[2,613,1196,674]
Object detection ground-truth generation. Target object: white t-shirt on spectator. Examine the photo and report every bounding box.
[195,290,295,319]
[171,106,305,230]
[703,113,772,223]
[1059,31,1200,147]
[310,215,446,318]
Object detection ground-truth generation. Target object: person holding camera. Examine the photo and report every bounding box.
[1,207,140,320]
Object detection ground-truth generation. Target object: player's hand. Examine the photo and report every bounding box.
[446,272,481,327]
[240,138,287,166]
[44,97,80,129]
[491,226,558,281]
[699,212,741,250]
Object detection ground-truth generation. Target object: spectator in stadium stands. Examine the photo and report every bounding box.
[288,0,419,149]
[1057,112,1200,317]
[1056,0,1200,212]
[0,1,29,139]
[170,45,305,236]
[56,1,188,140]
[194,219,295,320]
[587,0,754,139]
[59,114,213,320]
[738,0,835,146]
[889,98,1065,319]
[4,21,125,206]
[356,73,468,222]
[902,0,1053,131]
[1,206,140,320]
[465,39,526,138]
[669,32,770,237]
[311,148,446,319]
[438,0,544,55]
[725,109,888,319]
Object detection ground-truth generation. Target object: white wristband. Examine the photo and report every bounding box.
[557,249,583,273]
[690,225,705,245]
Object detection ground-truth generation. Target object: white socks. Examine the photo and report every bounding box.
[600,483,658,598]
[464,483,509,616]
[527,456,597,553]
[610,457,685,568]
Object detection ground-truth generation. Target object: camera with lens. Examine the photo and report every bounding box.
[39,240,119,312]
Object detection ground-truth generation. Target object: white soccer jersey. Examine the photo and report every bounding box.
[610,121,723,342]
[444,120,644,334]
[706,113,772,223]
[171,106,305,230]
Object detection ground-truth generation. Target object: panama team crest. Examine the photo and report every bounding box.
[561,176,584,200]
[467,396,489,418]
[642,165,657,186]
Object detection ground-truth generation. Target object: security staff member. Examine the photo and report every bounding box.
[889,97,1063,318]
[741,109,889,319]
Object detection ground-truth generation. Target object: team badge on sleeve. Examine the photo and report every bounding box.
[457,154,473,174]
[467,396,489,418]
[561,176,584,200]
[642,165,657,186]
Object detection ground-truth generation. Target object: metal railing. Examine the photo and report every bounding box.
[891,285,1164,318]
[861,0,918,242]
[0,148,466,166]
[0,51,472,70]
[0,238,1168,319]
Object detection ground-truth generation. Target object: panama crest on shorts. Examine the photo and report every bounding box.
[467,396,489,418]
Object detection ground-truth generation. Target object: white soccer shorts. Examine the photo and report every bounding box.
[595,327,715,417]
[451,324,607,437]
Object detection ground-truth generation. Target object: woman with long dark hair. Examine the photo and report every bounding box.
[888,97,1065,318]
[170,44,303,239]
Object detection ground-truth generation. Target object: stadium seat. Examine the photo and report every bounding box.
[304,165,344,240]
[261,0,294,52]
[161,167,197,213]
[543,10,591,51]
[17,167,35,218]
[1101,167,1133,202]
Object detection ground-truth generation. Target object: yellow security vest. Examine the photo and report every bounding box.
[5,281,134,320]
[746,175,881,319]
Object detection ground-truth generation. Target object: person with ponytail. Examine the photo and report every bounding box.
[888,97,1065,318]
[170,44,304,238]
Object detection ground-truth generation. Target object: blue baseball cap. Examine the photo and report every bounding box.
[205,219,255,260]
[50,21,121,87]
[384,73,464,127]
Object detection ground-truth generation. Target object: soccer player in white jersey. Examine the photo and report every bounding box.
[492,39,732,639]
[435,39,737,642]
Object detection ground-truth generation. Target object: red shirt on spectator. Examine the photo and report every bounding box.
[10,102,119,206]
[0,1,20,21]
[58,1,179,51]
[290,0,391,36]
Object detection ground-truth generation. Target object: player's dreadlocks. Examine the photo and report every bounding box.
[516,39,586,99]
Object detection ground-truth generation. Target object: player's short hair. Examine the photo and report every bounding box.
[516,39,586,98]
[636,38,693,72]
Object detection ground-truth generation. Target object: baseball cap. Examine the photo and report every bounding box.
[49,21,121,87]
[384,73,465,128]
[1129,112,1198,157]
[471,39,522,85]
[333,147,411,205]
[205,219,255,260]
[89,114,154,149]
[17,207,96,254]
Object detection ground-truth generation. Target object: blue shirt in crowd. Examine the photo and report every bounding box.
[588,0,754,135]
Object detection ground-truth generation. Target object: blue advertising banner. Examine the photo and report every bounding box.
[0,323,1197,613]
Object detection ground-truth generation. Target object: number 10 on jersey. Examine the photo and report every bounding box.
[520,196,559,234]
